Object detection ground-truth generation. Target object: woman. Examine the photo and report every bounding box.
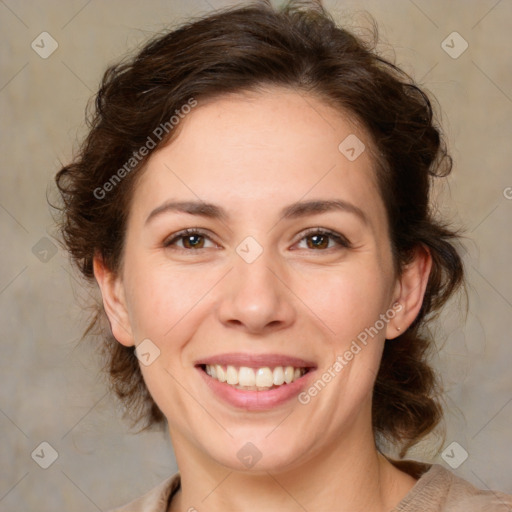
[54,1,512,510]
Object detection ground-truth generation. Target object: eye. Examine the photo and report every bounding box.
[163,228,217,250]
[295,228,352,251]
[163,227,352,252]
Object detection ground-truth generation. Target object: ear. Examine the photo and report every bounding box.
[385,244,432,340]
[93,253,135,347]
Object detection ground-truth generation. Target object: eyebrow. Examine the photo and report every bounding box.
[145,199,369,226]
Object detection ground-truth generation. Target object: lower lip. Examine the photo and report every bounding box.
[196,366,315,411]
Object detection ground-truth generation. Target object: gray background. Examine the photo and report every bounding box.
[1,0,511,510]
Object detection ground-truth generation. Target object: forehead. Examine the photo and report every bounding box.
[130,86,385,229]
[168,86,373,167]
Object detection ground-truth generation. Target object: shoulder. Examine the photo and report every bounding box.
[107,472,181,512]
[394,462,512,512]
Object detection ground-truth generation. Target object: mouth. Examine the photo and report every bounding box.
[197,363,312,391]
[194,353,317,410]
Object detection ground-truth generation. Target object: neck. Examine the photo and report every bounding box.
[168,421,417,512]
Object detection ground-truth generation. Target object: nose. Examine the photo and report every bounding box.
[215,248,297,335]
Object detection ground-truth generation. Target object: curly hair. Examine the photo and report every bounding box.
[54,0,465,457]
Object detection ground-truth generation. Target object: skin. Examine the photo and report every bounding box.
[94,86,432,512]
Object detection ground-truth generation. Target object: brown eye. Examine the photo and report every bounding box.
[296,228,351,251]
[181,234,205,249]
[306,233,330,249]
[163,229,216,250]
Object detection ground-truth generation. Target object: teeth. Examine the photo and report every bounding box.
[255,367,273,387]
[226,365,238,385]
[239,367,255,387]
[216,365,226,383]
[204,364,307,389]
[273,366,285,385]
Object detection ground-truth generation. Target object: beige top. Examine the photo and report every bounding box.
[109,461,512,512]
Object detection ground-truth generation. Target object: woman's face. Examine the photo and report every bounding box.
[101,87,408,472]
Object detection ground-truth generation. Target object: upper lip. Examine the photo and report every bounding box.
[195,353,317,369]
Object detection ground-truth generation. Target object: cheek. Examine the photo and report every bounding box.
[293,261,392,341]
[124,264,210,400]
[124,259,220,343]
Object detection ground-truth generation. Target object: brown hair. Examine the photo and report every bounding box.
[54,0,465,456]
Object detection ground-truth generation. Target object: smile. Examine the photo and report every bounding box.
[201,364,309,390]
[195,353,317,410]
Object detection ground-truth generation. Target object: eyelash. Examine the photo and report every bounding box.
[163,227,352,252]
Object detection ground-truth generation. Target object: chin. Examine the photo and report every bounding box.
[203,435,307,474]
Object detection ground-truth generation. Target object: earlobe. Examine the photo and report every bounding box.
[92,254,135,347]
[385,244,432,340]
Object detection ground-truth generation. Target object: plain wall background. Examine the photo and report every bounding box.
[1,0,511,509]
